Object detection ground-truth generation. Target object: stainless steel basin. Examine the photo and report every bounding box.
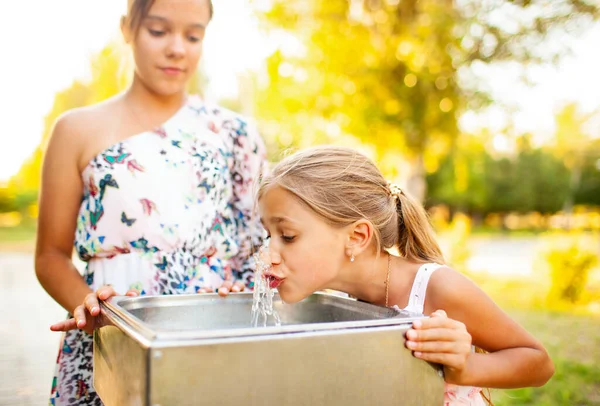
[94,292,444,406]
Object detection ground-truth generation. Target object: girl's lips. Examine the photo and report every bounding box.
[264,274,284,289]
[269,278,283,289]
[160,67,184,76]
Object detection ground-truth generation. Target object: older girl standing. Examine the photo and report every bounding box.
[36,1,265,404]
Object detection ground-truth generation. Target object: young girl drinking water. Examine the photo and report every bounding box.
[255,145,554,404]
[55,145,554,404]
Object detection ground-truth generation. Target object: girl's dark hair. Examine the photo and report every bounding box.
[126,0,213,34]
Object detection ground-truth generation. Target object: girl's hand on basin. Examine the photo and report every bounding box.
[218,279,245,296]
[405,309,472,382]
[50,285,139,335]
[198,280,245,296]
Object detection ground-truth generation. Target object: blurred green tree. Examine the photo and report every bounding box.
[426,133,573,216]
[256,0,600,200]
[575,139,600,207]
[552,103,597,215]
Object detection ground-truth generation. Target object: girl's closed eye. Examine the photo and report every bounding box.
[281,234,296,243]
[148,29,166,37]
[261,228,294,243]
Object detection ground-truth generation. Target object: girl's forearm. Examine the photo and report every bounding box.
[36,252,93,315]
[450,347,554,388]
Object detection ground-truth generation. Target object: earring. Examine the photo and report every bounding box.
[350,253,355,262]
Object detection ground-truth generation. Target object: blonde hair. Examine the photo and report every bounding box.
[258,146,445,264]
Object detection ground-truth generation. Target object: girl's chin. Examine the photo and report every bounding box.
[277,288,309,304]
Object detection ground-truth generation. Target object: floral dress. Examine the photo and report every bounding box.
[49,96,266,405]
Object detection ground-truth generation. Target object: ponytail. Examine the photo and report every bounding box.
[393,189,445,264]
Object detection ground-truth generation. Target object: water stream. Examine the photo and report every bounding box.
[251,243,281,327]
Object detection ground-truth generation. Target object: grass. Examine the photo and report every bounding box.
[0,221,36,252]
[494,309,600,405]
[467,267,600,404]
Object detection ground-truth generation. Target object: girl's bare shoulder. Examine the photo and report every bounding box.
[49,96,126,170]
[424,265,485,313]
[53,96,124,140]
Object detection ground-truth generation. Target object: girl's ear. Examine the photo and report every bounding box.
[121,16,133,44]
[344,219,375,257]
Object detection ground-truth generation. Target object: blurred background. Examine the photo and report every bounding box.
[1,0,600,404]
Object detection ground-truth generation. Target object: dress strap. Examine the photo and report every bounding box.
[404,263,444,314]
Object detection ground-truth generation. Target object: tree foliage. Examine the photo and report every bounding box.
[424,133,600,216]
[255,0,600,199]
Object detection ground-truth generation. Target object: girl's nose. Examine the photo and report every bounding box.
[270,251,281,266]
[167,35,186,58]
[265,245,281,266]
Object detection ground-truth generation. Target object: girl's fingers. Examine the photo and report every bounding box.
[51,284,132,335]
[84,293,100,316]
[412,314,466,332]
[50,318,78,332]
[406,310,473,370]
[125,289,140,297]
[218,280,234,296]
[406,339,471,354]
[201,281,244,296]
[406,327,467,342]
[73,305,88,329]
[413,352,466,369]
[97,285,119,301]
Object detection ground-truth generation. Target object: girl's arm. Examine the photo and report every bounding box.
[35,112,93,315]
[406,267,554,388]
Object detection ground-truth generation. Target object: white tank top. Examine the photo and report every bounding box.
[402,263,444,314]
[397,263,487,406]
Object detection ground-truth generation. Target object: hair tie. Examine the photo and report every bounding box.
[387,181,403,201]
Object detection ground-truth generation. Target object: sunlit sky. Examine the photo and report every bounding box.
[1,1,599,182]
